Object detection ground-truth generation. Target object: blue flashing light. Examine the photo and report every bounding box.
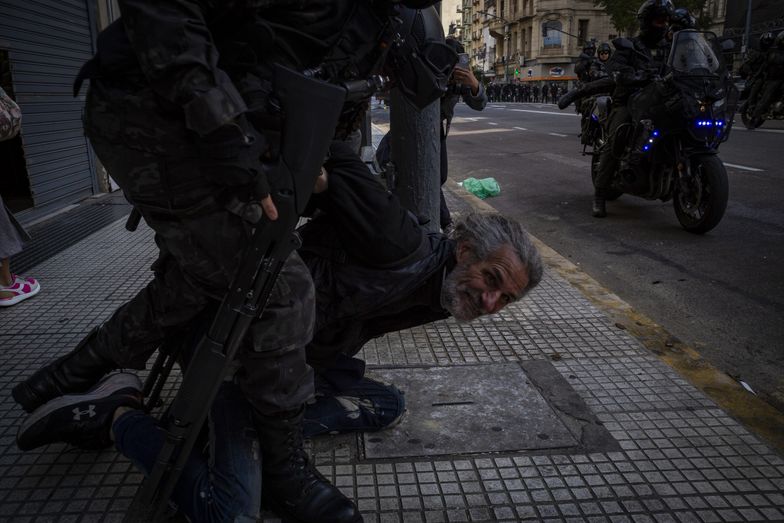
[642,144,650,151]
[715,120,724,126]
[591,114,599,121]
[652,130,660,137]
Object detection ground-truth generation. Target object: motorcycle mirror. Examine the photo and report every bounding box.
[721,39,735,51]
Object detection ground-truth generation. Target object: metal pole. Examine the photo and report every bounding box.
[389,88,441,232]
[742,0,753,55]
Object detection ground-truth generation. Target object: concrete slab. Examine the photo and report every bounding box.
[363,363,578,458]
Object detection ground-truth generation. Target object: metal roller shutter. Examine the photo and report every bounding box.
[0,0,96,221]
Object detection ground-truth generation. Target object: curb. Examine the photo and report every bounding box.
[445,178,784,456]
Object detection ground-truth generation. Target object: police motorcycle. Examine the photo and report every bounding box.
[739,79,784,129]
[588,29,736,234]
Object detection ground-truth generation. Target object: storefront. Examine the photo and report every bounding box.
[0,0,99,223]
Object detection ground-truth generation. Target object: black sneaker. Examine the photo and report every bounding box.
[17,372,142,451]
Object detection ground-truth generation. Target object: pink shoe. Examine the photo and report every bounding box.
[0,274,41,307]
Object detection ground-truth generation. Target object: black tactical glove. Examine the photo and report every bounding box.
[197,114,269,198]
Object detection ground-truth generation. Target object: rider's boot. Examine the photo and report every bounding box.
[256,406,363,523]
[592,189,607,218]
[12,327,116,413]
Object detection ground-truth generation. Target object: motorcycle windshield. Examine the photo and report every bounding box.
[668,30,723,76]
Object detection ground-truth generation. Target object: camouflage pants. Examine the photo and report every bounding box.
[82,82,314,415]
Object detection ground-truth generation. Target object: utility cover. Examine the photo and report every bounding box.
[364,363,578,458]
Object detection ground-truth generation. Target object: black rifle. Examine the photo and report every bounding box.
[123,65,346,522]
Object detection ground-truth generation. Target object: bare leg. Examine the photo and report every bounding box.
[1,258,14,299]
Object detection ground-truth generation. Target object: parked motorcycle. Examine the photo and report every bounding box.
[562,30,736,234]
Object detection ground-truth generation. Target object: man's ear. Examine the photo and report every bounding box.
[455,241,474,263]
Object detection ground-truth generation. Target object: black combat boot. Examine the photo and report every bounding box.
[257,407,363,523]
[12,327,116,413]
[592,193,607,218]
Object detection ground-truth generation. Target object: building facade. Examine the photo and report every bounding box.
[460,0,618,84]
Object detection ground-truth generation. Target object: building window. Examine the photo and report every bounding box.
[542,20,562,48]
[578,19,589,46]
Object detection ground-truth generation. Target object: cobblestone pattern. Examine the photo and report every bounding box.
[1,214,782,522]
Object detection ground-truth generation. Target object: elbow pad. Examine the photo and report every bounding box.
[184,79,248,137]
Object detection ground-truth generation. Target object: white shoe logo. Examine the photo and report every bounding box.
[72,405,96,421]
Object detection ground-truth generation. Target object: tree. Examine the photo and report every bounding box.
[594,0,711,36]
[594,0,640,35]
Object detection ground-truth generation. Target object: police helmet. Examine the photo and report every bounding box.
[597,42,612,59]
[637,0,674,42]
[759,32,775,50]
[777,31,784,49]
[387,7,458,109]
[670,7,696,32]
[583,42,596,56]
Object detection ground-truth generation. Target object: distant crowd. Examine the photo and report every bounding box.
[486,81,570,104]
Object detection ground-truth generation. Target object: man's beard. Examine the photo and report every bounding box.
[441,264,482,323]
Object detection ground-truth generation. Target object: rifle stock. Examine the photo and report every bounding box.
[124,66,346,523]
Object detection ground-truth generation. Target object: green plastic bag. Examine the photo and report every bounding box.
[461,177,501,199]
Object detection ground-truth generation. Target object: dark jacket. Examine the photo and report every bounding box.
[440,82,488,138]
[299,142,455,371]
[607,36,666,104]
[589,59,609,81]
[574,53,596,83]
[739,48,768,80]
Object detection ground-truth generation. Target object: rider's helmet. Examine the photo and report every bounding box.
[597,42,612,61]
[637,0,674,45]
[669,7,696,32]
[385,6,458,109]
[583,42,597,56]
[776,31,784,49]
[759,32,775,50]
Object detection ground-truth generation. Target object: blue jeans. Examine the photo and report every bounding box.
[304,370,405,438]
[114,371,403,520]
[113,382,261,523]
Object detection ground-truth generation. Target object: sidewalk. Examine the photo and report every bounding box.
[1,185,783,522]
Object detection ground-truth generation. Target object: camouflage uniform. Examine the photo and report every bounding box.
[16,0,397,417]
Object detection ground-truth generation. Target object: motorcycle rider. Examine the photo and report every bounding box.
[10,2,451,522]
[590,42,613,80]
[751,31,784,125]
[741,33,774,99]
[740,32,774,121]
[575,41,598,84]
[592,0,673,218]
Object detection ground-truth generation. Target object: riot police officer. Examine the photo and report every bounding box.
[590,42,613,81]
[11,2,451,522]
[740,33,774,81]
[751,31,784,123]
[575,41,598,84]
[592,0,673,218]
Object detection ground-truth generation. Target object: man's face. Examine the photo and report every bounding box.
[599,50,610,62]
[441,242,529,322]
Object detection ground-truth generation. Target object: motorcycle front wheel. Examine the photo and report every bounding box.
[673,155,728,234]
[591,154,623,201]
